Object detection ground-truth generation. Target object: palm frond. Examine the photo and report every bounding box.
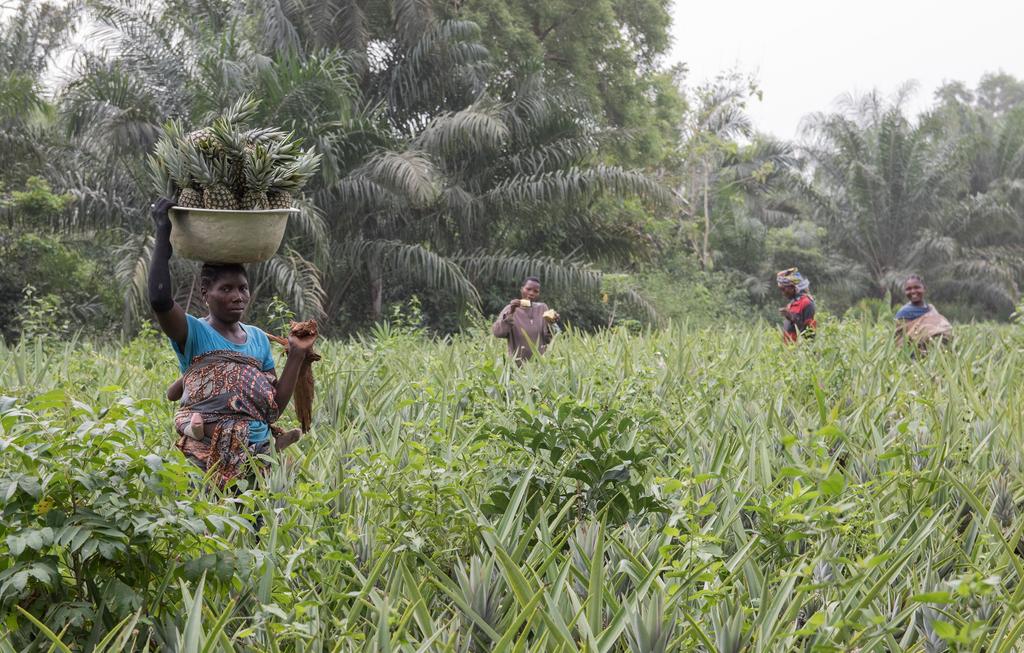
[358,149,440,208]
[252,248,327,319]
[616,287,659,325]
[501,135,599,176]
[332,0,369,52]
[252,0,301,54]
[344,238,481,307]
[327,175,404,215]
[112,232,153,330]
[60,57,164,154]
[285,195,329,259]
[484,165,675,210]
[454,250,601,294]
[414,101,508,157]
[0,0,78,75]
[391,0,433,48]
[256,50,360,134]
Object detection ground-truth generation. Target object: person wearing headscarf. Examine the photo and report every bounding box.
[776,267,816,342]
[894,274,952,351]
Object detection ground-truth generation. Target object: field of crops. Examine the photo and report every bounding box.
[2,319,1024,651]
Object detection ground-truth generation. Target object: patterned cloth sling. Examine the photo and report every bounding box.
[173,350,280,487]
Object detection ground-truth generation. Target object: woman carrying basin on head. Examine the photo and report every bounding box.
[147,198,316,488]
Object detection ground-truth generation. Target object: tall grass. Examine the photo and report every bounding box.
[2,318,1024,650]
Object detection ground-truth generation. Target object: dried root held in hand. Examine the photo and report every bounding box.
[267,319,319,432]
[290,319,319,339]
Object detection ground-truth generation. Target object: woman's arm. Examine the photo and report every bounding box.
[148,198,188,349]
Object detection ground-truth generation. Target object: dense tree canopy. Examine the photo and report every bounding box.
[0,0,1022,342]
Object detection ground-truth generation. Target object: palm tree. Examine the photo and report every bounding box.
[258,1,675,322]
[55,1,346,326]
[923,85,1024,309]
[56,0,675,330]
[0,0,77,187]
[675,73,797,272]
[802,86,1023,312]
[324,75,673,320]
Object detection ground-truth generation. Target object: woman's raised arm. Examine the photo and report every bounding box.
[148,198,188,349]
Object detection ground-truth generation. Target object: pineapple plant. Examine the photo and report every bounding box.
[174,157,204,208]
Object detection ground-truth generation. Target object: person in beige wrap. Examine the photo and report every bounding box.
[894,274,953,351]
[492,277,559,361]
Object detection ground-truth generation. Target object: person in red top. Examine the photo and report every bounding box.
[776,267,816,342]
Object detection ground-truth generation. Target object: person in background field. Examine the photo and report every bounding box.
[492,276,559,361]
[777,267,816,342]
[895,274,953,351]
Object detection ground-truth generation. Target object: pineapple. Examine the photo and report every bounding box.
[189,152,240,210]
[148,123,204,207]
[240,145,275,210]
[204,184,239,210]
[149,95,321,215]
[267,149,322,210]
[267,190,293,210]
[187,127,218,153]
[203,159,240,210]
[187,94,260,152]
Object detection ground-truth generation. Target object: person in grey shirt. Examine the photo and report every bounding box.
[492,277,559,361]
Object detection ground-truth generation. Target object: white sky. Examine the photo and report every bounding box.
[668,0,1024,139]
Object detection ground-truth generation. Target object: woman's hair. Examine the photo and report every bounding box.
[523,276,541,285]
[200,263,247,289]
[904,274,925,285]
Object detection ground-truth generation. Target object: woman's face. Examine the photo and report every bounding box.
[202,272,250,323]
[904,279,925,305]
[779,284,797,299]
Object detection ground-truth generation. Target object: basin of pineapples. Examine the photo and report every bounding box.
[148,97,321,263]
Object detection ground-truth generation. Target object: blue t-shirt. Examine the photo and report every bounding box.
[171,314,277,443]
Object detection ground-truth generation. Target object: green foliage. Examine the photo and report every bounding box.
[485,400,665,524]
[263,295,297,336]
[42,0,677,333]
[4,0,1024,338]
[0,386,249,648]
[0,1,75,186]
[4,321,1024,648]
[17,285,69,341]
[0,233,119,343]
[633,255,756,325]
[448,0,682,167]
[803,84,1024,315]
[8,176,72,223]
